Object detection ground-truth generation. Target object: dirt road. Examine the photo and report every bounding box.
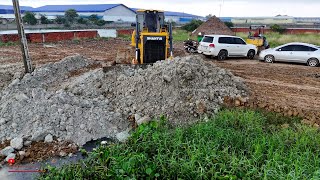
[0,39,319,124]
[213,59,320,124]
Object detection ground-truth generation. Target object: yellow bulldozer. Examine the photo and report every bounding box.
[116,9,173,64]
[246,25,269,54]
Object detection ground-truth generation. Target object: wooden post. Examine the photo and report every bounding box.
[12,0,33,73]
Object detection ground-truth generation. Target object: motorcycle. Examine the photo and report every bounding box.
[183,39,198,54]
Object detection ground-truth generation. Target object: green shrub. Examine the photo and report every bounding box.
[22,11,37,25]
[224,22,234,28]
[40,14,52,24]
[65,9,79,24]
[182,19,203,32]
[55,16,66,24]
[77,17,88,25]
[95,19,106,26]
[271,24,286,34]
[88,14,99,22]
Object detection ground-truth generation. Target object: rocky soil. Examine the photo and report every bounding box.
[0,55,248,156]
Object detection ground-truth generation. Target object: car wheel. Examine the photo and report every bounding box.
[307,58,319,67]
[264,55,274,63]
[247,50,255,60]
[217,50,228,60]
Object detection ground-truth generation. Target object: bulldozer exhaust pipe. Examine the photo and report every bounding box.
[169,22,173,59]
[135,21,140,64]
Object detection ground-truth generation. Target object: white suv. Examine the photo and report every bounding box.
[197,35,257,60]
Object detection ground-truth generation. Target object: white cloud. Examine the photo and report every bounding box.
[1,0,320,17]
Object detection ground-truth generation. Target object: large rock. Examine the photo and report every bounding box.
[137,116,151,126]
[10,137,23,150]
[5,153,16,162]
[116,131,130,143]
[44,134,54,143]
[0,146,14,156]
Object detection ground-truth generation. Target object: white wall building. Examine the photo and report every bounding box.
[0,4,202,24]
[32,4,136,22]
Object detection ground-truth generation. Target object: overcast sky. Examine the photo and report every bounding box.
[1,0,319,17]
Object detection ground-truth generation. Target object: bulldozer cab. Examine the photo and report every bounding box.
[136,10,165,33]
[246,25,269,53]
[116,9,173,65]
[248,25,266,38]
[130,9,173,64]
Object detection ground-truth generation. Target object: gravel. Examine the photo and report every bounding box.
[0,55,248,146]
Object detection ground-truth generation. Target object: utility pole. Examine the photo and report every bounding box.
[12,0,33,73]
[219,0,225,18]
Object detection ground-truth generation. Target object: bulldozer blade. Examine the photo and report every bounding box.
[116,47,135,64]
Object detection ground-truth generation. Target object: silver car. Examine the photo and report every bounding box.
[259,42,320,67]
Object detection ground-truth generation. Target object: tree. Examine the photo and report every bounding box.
[22,11,37,25]
[181,19,203,32]
[77,17,88,25]
[40,14,50,24]
[95,19,106,26]
[168,21,177,28]
[65,9,79,23]
[205,14,213,20]
[55,16,66,24]
[88,14,99,22]
[224,22,234,28]
[270,24,286,34]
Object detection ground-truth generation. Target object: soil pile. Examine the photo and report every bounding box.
[192,16,234,36]
[0,55,248,146]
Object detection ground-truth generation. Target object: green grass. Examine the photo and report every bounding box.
[0,41,17,47]
[237,32,320,48]
[118,34,132,41]
[172,29,190,42]
[117,29,320,47]
[39,109,320,179]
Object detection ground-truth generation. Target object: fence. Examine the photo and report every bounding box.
[231,27,320,34]
[0,30,98,43]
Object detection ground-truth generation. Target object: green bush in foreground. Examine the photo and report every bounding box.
[40,109,320,179]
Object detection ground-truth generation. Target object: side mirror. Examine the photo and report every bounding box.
[131,23,136,27]
[277,48,282,51]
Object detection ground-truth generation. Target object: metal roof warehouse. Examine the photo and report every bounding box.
[0,4,203,24]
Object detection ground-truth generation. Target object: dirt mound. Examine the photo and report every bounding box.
[192,16,234,36]
[0,55,248,146]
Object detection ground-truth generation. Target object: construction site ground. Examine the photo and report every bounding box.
[214,59,320,124]
[0,38,319,142]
